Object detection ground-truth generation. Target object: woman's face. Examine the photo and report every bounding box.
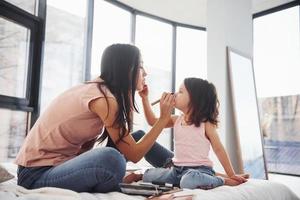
[136,62,147,91]
[175,83,190,113]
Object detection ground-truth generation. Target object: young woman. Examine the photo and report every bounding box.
[15,44,175,193]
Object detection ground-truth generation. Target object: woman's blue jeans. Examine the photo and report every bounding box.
[19,130,173,193]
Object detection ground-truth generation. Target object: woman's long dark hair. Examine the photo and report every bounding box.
[184,78,219,127]
[96,44,141,144]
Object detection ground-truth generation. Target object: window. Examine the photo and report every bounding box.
[135,15,173,150]
[0,18,30,98]
[40,0,88,112]
[0,0,208,163]
[91,0,131,79]
[175,27,207,115]
[176,27,207,89]
[0,109,28,162]
[253,5,300,175]
[0,0,43,162]
[4,0,37,15]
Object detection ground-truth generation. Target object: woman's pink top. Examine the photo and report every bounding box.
[15,79,114,167]
[172,115,213,167]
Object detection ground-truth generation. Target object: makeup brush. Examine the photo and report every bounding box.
[151,99,160,106]
[151,93,174,106]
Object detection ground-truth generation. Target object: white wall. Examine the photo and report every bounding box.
[207,0,253,173]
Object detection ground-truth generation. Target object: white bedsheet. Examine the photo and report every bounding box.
[0,163,299,200]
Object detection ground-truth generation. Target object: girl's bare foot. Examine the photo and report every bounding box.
[240,173,250,179]
[224,178,240,186]
[122,172,143,184]
[216,172,250,179]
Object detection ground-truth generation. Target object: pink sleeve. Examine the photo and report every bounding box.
[82,84,115,111]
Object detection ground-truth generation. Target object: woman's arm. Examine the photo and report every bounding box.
[90,93,174,163]
[77,138,97,155]
[205,122,247,183]
[141,96,177,128]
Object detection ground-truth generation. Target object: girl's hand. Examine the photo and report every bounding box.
[230,174,248,183]
[159,92,175,121]
[138,84,149,99]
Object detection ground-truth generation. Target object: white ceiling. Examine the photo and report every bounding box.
[117,0,296,27]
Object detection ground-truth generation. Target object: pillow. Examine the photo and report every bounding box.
[0,165,14,183]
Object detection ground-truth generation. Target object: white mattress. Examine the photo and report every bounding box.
[0,163,299,200]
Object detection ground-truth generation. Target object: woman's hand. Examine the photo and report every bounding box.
[159,92,175,121]
[138,84,149,99]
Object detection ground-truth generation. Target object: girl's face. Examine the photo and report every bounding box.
[136,62,147,91]
[175,83,190,113]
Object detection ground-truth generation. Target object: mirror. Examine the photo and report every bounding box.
[227,47,268,179]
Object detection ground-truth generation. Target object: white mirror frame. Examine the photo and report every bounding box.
[227,46,268,179]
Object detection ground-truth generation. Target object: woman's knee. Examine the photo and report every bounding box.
[131,130,146,141]
[94,147,126,181]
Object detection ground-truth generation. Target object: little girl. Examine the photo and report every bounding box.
[138,77,247,189]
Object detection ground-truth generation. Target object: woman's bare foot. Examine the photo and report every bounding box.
[122,172,143,184]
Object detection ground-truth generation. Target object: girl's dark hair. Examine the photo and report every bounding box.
[184,78,219,127]
[96,44,141,144]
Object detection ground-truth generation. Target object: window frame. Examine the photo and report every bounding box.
[1,0,207,151]
[253,0,300,177]
[0,0,46,127]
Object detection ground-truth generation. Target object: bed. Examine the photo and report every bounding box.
[0,162,299,200]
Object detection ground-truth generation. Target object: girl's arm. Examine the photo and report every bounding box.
[205,122,247,183]
[139,85,177,128]
[141,96,158,126]
[90,93,174,163]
